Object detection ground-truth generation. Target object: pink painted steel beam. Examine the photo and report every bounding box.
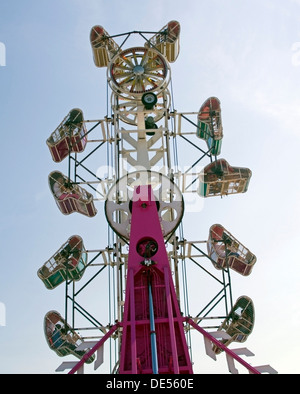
[186,318,260,374]
[119,184,193,374]
[68,322,120,374]
[164,266,179,374]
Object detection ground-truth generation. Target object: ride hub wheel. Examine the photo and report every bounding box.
[108,47,170,99]
[104,170,184,239]
[111,88,170,126]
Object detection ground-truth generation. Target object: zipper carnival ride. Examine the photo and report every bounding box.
[39,21,277,374]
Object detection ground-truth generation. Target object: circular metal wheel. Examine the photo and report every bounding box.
[142,92,157,109]
[105,170,184,239]
[111,89,171,126]
[108,47,170,99]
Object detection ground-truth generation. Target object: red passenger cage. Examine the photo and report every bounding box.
[207,224,256,276]
[46,108,87,163]
[48,171,97,217]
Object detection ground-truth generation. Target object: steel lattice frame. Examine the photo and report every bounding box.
[43,25,266,374]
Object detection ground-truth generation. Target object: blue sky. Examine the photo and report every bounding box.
[1,0,300,374]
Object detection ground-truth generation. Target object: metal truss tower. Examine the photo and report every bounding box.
[39,22,277,375]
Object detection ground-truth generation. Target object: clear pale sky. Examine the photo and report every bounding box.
[1,0,300,374]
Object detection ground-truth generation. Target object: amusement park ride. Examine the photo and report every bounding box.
[39,21,277,374]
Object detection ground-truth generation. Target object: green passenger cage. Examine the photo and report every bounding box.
[48,170,97,217]
[207,224,256,276]
[44,310,95,363]
[37,235,87,290]
[46,108,87,163]
[197,96,223,156]
[212,296,255,355]
[198,158,252,197]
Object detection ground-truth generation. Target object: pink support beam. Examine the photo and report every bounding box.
[164,266,179,374]
[119,185,193,374]
[186,318,261,374]
[68,323,120,374]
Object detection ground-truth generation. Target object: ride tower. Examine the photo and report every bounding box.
[39,21,277,374]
